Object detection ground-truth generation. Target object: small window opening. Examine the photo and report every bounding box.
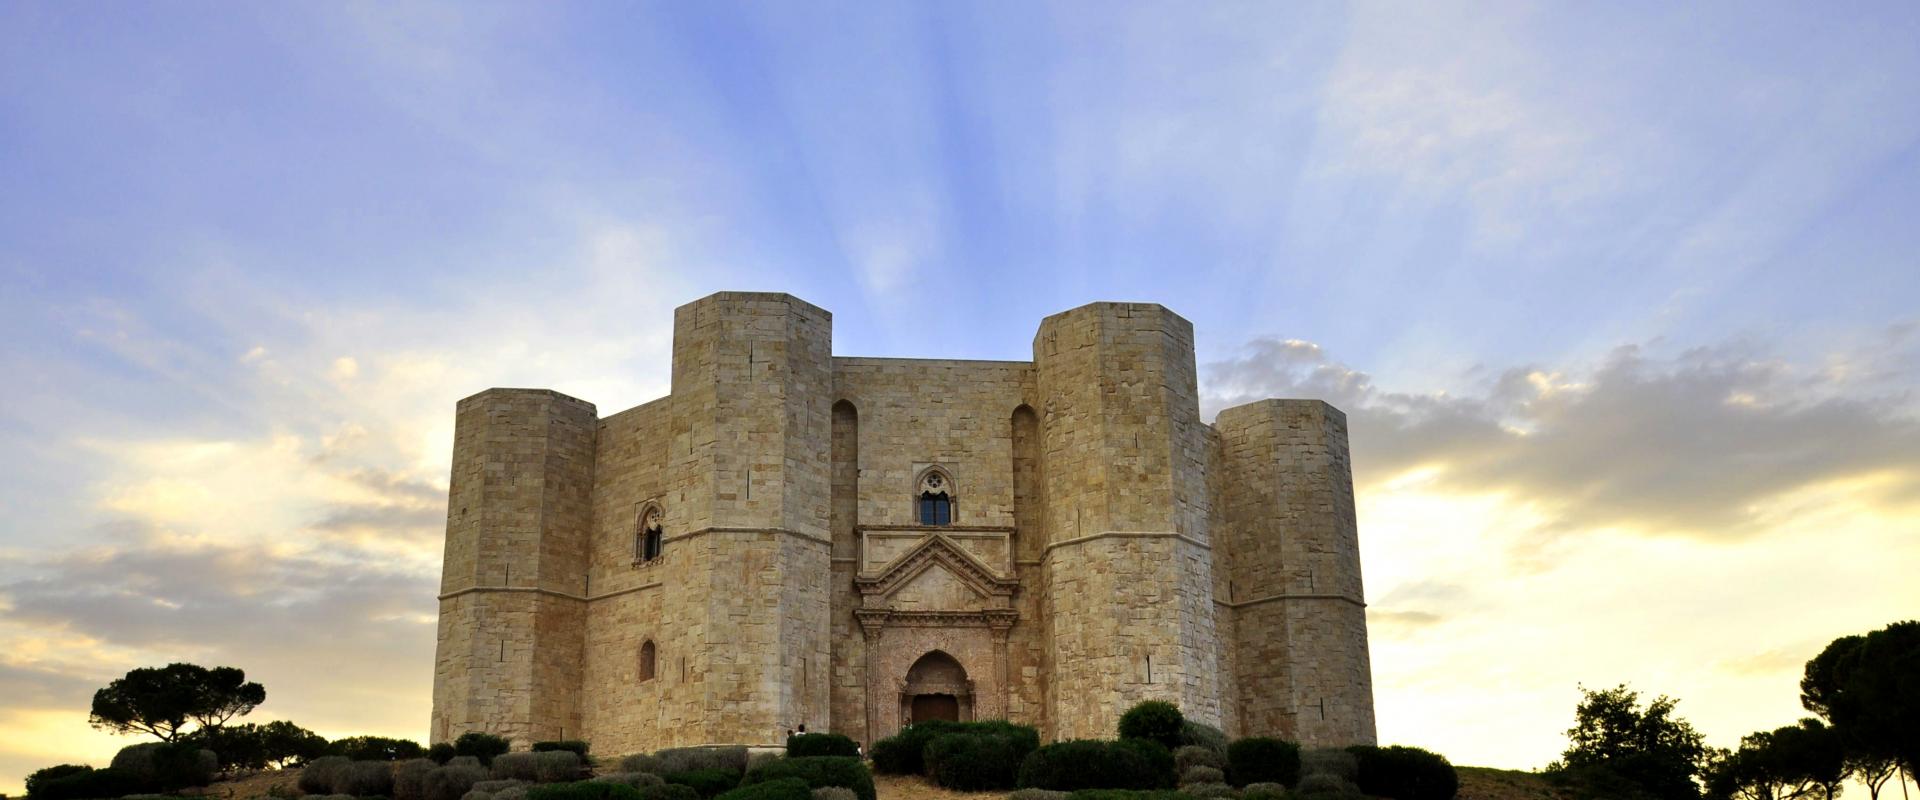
[638,640,657,682]
[916,468,955,525]
[638,506,664,562]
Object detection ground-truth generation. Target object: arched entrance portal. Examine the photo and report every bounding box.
[901,650,973,726]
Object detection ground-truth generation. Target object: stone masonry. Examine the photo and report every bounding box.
[431,292,1377,753]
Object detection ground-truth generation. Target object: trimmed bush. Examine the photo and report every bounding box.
[331,736,428,762]
[535,752,583,784]
[339,760,397,796]
[1299,749,1356,782]
[1179,722,1228,758]
[619,755,665,776]
[591,773,664,789]
[533,742,591,758]
[1015,740,1174,792]
[1291,773,1362,799]
[111,741,217,791]
[924,732,1022,791]
[1225,739,1300,788]
[495,788,531,800]
[1239,782,1287,800]
[448,757,485,770]
[475,780,532,793]
[397,758,440,800]
[495,753,542,782]
[1174,746,1224,773]
[1180,766,1225,786]
[745,753,780,774]
[1059,791,1187,800]
[27,767,142,800]
[1346,745,1457,800]
[638,785,700,800]
[869,720,1040,776]
[455,734,512,767]
[426,763,494,800]
[302,757,353,794]
[528,782,644,800]
[26,765,93,799]
[1184,783,1238,799]
[657,748,748,777]
[665,769,739,798]
[809,789,854,800]
[713,778,810,800]
[784,734,859,759]
[1008,790,1067,800]
[740,757,873,800]
[1116,702,1184,750]
[430,743,459,765]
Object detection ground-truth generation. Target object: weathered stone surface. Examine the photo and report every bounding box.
[431,291,1376,754]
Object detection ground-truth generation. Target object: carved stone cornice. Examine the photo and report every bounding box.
[859,609,1020,630]
[855,533,1019,601]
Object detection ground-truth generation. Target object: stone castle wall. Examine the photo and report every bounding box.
[431,292,1376,754]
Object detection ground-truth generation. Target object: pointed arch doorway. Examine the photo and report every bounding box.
[901,650,973,725]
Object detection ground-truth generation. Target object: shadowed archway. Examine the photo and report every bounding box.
[901,650,972,725]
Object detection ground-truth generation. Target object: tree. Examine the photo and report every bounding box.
[1552,684,1710,800]
[1801,621,1920,794]
[1706,721,1848,800]
[89,663,266,741]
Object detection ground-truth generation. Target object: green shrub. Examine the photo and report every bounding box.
[1346,745,1457,800]
[426,763,494,800]
[448,757,485,770]
[1225,739,1300,788]
[25,765,92,799]
[784,734,859,759]
[528,781,644,800]
[591,774,664,789]
[1178,722,1228,759]
[656,748,748,777]
[332,736,429,762]
[474,779,530,793]
[429,744,458,765]
[111,741,217,791]
[1016,740,1174,791]
[302,756,352,794]
[1059,791,1187,800]
[869,720,1040,776]
[535,752,582,784]
[27,767,142,800]
[1299,749,1356,782]
[340,760,397,796]
[740,757,873,800]
[713,778,810,800]
[808,788,854,800]
[638,785,700,800]
[1174,746,1224,773]
[495,754,543,782]
[618,755,664,776]
[924,732,1023,791]
[396,758,439,800]
[1008,790,1067,800]
[1180,765,1224,786]
[665,769,739,798]
[1239,782,1287,800]
[1116,702,1185,750]
[1291,773,1362,799]
[1184,783,1238,799]
[533,742,590,758]
[454,734,512,767]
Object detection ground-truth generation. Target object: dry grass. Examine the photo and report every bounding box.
[874,773,1005,800]
[179,768,302,800]
[1455,766,1570,800]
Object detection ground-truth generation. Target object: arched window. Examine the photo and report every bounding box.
[638,640,657,682]
[917,467,954,526]
[637,505,664,562]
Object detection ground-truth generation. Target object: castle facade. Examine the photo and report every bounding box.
[431,292,1375,753]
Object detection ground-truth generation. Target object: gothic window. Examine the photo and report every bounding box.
[638,640,656,682]
[637,505,664,562]
[917,467,954,526]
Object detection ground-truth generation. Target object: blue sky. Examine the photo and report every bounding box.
[3,1,1919,794]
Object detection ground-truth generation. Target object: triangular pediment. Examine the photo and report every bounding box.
[856,533,1019,604]
[888,562,990,611]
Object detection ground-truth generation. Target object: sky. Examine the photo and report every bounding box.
[2,0,1919,794]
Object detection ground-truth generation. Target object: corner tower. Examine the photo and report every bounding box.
[1214,400,1376,745]
[431,388,597,745]
[1033,302,1222,739]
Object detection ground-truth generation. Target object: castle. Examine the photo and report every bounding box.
[431,292,1376,753]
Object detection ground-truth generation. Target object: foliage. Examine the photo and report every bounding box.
[1704,720,1848,800]
[1299,749,1357,782]
[591,774,665,789]
[1800,620,1920,782]
[24,766,93,800]
[1291,773,1364,800]
[1179,765,1224,786]
[665,769,740,798]
[88,663,266,741]
[1116,702,1184,750]
[1015,739,1175,792]
[1007,790,1068,800]
[528,781,646,800]
[784,734,860,759]
[619,755,665,776]
[395,759,439,800]
[868,720,1039,775]
[712,778,811,800]
[1178,722,1228,760]
[924,732,1023,791]
[1551,684,1709,800]
[454,733,513,767]
[495,753,543,782]
[426,763,495,800]
[536,752,584,784]
[657,748,749,777]
[1238,782,1288,800]
[332,735,429,762]
[110,741,217,791]
[338,760,397,796]
[808,788,854,800]
[1182,782,1238,799]
[1224,739,1299,788]
[25,767,143,800]
[301,756,353,794]
[740,757,874,800]
[429,743,459,765]
[533,742,591,758]
[1057,790,1188,800]
[1347,745,1458,800]
[1174,745,1224,774]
